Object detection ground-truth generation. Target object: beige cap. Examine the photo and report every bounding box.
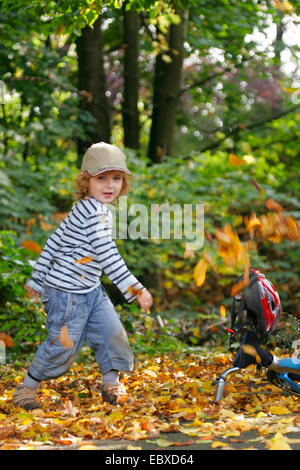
[81,142,131,175]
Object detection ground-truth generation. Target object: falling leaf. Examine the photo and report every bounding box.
[220,305,226,318]
[245,214,261,231]
[228,153,246,167]
[282,87,299,93]
[266,198,283,212]
[242,344,261,365]
[0,332,14,347]
[21,240,42,254]
[216,223,246,269]
[230,280,245,297]
[60,325,74,349]
[194,259,208,287]
[76,256,93,265]
[126,285,143,297]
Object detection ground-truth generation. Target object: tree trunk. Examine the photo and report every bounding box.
[76,15,111,160]
[148,8,188,163]
[122,5,140,149]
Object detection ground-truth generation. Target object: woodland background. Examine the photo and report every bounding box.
[0,0,300,365]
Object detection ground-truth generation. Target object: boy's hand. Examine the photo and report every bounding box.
[25,285,41,304]
[137,289,153,313]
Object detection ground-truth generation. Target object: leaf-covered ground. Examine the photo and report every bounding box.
[1,351,300,451]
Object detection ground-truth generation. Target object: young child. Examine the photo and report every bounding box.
[13,142,153,410]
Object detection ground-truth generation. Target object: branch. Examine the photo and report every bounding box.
[199,103,300,152]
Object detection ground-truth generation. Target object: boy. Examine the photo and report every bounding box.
[13,142,153,410]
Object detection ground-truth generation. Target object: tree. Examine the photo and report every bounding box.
[76,15,111,157]
[148,7,188,162]
[122,3,140,149]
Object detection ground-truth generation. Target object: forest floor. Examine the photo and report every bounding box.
[1,351,300,451]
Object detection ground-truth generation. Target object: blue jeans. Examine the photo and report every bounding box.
[28,285,134,381]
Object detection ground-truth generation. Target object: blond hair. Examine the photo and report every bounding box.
[75,171,131,202]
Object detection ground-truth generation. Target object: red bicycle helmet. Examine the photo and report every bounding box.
[229,268,281,343]
[244,268,281,340]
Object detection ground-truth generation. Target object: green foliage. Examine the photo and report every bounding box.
[0,231,47,364]
[0,231,32,306]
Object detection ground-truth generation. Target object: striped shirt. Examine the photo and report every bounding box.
[27,197,145,302]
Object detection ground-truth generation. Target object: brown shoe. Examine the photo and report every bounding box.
[101,382,131,405]
[12,385,42,410]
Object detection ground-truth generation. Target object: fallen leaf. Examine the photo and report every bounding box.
[173,439,195,447]
[269,406,290,415]
[266,432,292,450]
[211,441,229,448]
[79,445,98,450]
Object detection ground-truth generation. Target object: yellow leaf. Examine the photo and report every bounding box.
[267,432,292,450]
[282,87,299,93]
[229,153,246,167]
[220,305,226,318]
[211,441,228,448]
[269,406,290,415]
[245,214,261,231]
[194,259,208,287]
[107,410,124,423]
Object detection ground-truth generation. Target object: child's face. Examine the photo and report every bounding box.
[88,171,124,204]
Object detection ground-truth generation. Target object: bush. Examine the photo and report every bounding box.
[0,230,46,363]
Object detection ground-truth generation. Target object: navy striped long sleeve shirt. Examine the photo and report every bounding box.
[27,197,145,303]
